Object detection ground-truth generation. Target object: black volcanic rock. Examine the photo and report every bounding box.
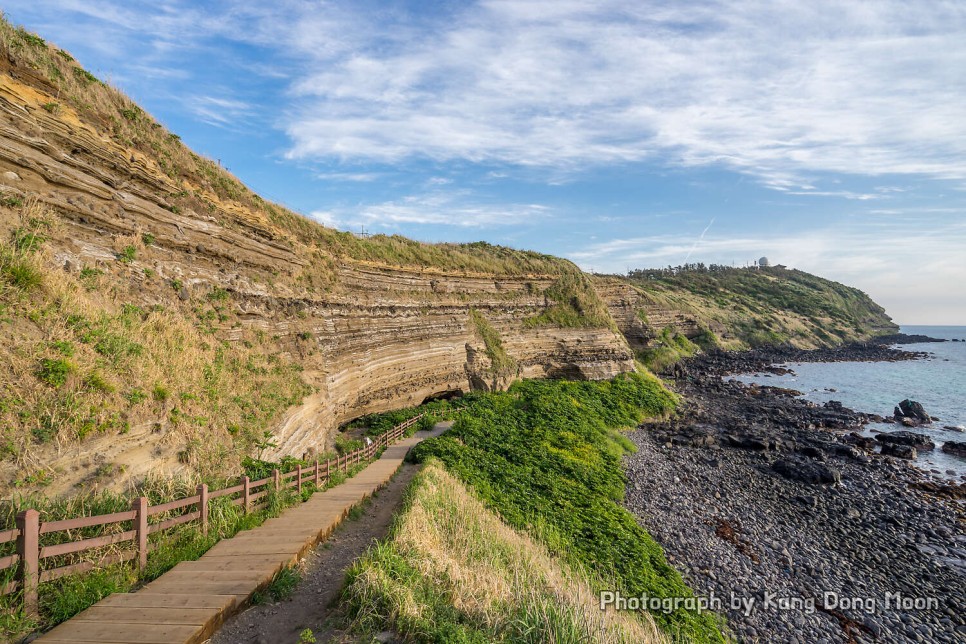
[942,441,966,458]
[880,443,918,460]
[772,456,841,484]
[875,431,935,451]
[894,399,931,424]
[873,333,946,344]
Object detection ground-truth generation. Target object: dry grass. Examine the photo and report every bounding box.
[0,200,312,493]
[345,460,667,643]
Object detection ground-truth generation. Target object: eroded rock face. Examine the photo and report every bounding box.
[594,278,704,352]
[0,73,635,487]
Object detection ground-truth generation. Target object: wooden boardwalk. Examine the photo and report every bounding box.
[36,425,448,644]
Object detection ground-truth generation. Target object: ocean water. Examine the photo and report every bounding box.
[730,325,966,481]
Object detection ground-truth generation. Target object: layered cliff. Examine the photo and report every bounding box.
[0,23,634,495]
[0,20,897,496]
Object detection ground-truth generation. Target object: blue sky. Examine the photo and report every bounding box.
[5,1,966,324]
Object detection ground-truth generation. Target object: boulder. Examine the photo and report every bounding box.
[842,432,876,450]
[875,431,935,451]
[893,399,930,424]
[942,425,965,433]
[797,445,826,461]
[941,441,966,458]
[723,433,770,450]
[772,457,841,485]
[880,444,917,460]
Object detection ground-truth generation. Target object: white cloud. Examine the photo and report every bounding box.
[311,190,549,230]
[275,0,966,187]
[18,1,966,187]
[184,95,254,128]
[315,172,383,183]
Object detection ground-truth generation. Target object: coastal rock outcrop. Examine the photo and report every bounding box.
[875,431,936,451]
[942,441,966,458]
[879,443,918,460]
[893,398,931,424]
[771,456,841,484]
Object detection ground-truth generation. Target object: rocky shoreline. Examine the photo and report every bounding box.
[625,346,965,643]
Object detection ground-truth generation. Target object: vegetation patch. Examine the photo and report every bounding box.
[0,201,313,486]
[526,271,615,329]
[344,459,668,643]
[623,264,896,348]
[637,326,699,373]
[407,375,725,641]
[468,308,517,376]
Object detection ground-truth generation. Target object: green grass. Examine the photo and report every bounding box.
[624,264,897,348]
[407,375,725,642]
[344,459,670,643]
[526,271,616,329]
[637,327,699,373]
[468,309,517,376]
[251,565,302,605]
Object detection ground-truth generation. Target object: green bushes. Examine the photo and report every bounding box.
[408,375,725,641]
[36,358,74,387]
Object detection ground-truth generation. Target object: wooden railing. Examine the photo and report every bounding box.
[1,410,436,615]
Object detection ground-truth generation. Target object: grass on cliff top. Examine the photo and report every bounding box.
[0,199,312,492]
[0,16,585,281]
[408,375,726,642]
[623,264,896,348]
[344,459,669,643]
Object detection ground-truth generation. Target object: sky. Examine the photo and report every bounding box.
[4,0,966,324]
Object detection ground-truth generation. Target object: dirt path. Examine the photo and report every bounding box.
[208,461,420,644]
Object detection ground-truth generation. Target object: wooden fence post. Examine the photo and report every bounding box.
[241,476,251,514]
[197,484,209,537]
[296,465,302,495]
[315,458,321,487]
[133,497,148,570]
[273,469,280,491]
[325,457,330,481]
[16,509,39,617]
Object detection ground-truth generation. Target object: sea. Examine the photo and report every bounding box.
[730,325,966,481]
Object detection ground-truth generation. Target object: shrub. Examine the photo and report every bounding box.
[36,358,74,387]
[115,246,137,263]
[151,384,170,402]
[83,370,115,393]
[1,260,42,291]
